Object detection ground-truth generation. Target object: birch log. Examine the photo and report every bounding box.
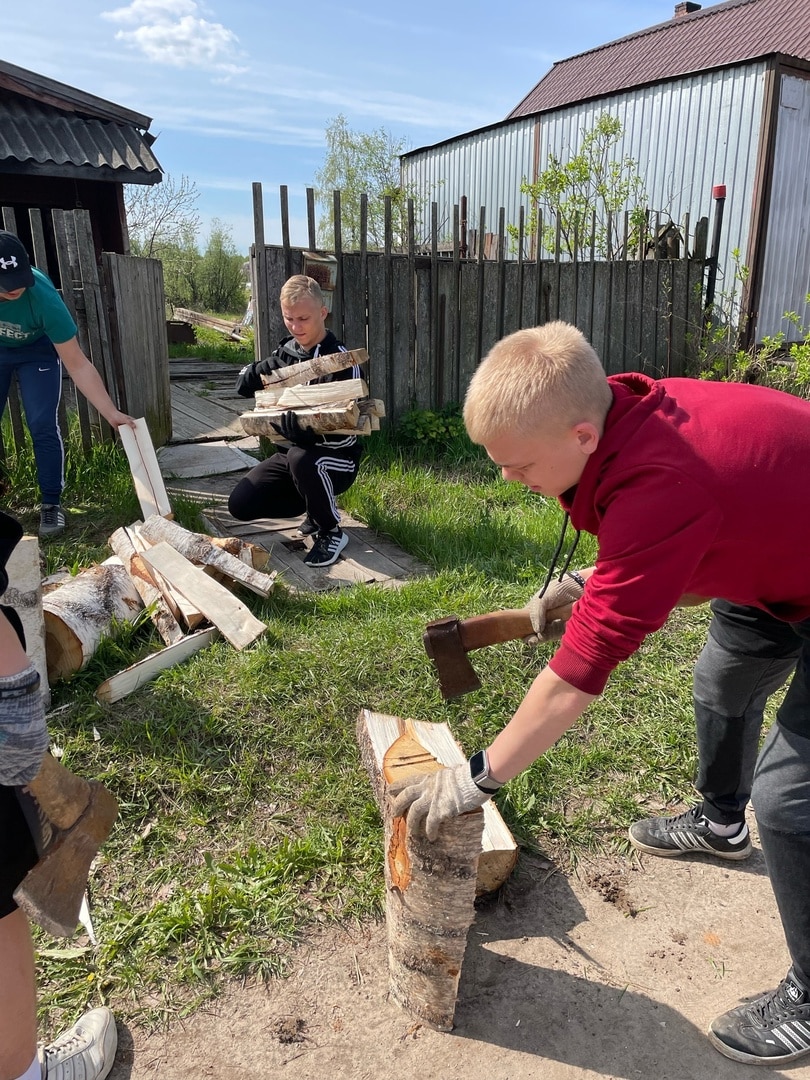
[109,526,184,646]
[239,402,360,439]
[356,709,517,895]
[43,557,143,681]
[139,516,277,597]
[379,728,483,1031]
[258,348,368,389]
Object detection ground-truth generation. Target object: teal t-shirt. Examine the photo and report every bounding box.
[0,267,77,348]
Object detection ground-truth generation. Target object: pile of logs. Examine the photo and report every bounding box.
[238,348,385,441]
[42,515,275,703]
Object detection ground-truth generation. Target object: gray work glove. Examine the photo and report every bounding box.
[0,665,48,786]
[388,764,491,841]
[524,572,585,644]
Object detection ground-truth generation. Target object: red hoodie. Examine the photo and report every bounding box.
[548,373,810,695]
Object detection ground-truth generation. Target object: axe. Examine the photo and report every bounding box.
[423,603,572,700]
[13,752,118,938]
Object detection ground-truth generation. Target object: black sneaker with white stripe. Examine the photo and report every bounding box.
[295,516,318,537]
[709,968,810,1064]
[628,802,752,860]
[304,527,348,567]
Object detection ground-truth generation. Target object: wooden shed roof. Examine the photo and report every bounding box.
[0,60,162,184]
[508,0,810,119]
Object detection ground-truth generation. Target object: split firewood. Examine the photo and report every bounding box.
[356,709,517,895]
[255,377,369,409]
[5,535,50,707]
[139,542,265,650]
[240,400,360,440]
[128,523,204,629]
[358,398,386,418]
[109,526,184,646]
[118,419,173,520]
[209,535,270,571]
[95,628,219,704]
[374,722,483,1032]
[139,516,277,598]
[258,348,368,390]
[43,557,143,682]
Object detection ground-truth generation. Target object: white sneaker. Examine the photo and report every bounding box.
[39,1006,117,1079]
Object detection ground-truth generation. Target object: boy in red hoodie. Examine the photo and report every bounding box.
[391,320,810,1066]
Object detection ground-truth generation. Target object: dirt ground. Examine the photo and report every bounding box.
[108,809,810,1080]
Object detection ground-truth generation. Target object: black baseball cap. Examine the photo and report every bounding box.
[0,231,35,292]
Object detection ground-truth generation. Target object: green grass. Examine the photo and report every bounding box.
[2,415,775,1032]
[168,324,253,365]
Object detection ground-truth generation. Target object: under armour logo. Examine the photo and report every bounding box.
[0,256,18,270]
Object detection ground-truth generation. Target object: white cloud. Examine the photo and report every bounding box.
[101,0,247,74]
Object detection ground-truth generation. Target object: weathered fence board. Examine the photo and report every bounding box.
[103,253,171,445]
[250,184,706,421]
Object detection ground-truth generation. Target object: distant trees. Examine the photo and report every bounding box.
[315,114,412,250]
[125,176,246,313]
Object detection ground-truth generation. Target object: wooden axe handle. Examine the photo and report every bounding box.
[457,604,572,653]
[27,753,92,832]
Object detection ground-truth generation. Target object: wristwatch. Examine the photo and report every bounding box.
[469,749,504,794]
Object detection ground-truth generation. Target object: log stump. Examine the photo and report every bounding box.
[360,718,484,1032]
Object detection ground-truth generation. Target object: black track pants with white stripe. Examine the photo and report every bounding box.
[228,445,361,532]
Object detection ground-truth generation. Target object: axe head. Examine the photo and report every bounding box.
[14,781,118,938]
[423,616,481,700]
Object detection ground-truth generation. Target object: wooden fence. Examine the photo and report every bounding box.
[0,205,171,460]
[251,184,706,420]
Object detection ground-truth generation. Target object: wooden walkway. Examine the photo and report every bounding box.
[165,358,428,592]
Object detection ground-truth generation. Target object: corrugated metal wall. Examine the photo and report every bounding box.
[403,62,767,317]
[401,117,536,241]
[757,73,810,339]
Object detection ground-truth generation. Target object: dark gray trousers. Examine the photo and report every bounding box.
[696,599,810,985]
[694,599,799,825]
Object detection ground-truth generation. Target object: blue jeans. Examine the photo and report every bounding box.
[698,600,810,986]
[0,337,64,504]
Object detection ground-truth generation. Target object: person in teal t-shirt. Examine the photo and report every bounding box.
[0,231,135,536]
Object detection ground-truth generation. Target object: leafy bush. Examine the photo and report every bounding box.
[396,404,468,447]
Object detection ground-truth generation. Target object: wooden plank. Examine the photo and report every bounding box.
[118,418,173,519]
[139,542,266,649]
[5,535,50,708]
[341,252,367,355]
[139,515,277,597]
[73,210,115,441]
[366,254,388,408]
[414,265,432,410]
[53,210,93,450]
[109,526,184,646]
[95,628,219,704]
[170,385,245,440]
[390,257,412,418]
[156,442,258,478]
[129,523,204,629]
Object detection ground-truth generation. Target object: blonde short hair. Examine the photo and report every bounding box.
[463,321,613,443]
[279,275,325,307]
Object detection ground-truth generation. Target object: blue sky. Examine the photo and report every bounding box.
[7,1,707,252]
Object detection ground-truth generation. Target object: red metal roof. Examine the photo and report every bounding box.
[507,0,810,118]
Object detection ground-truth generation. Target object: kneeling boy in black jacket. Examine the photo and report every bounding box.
[229,275,363,567]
